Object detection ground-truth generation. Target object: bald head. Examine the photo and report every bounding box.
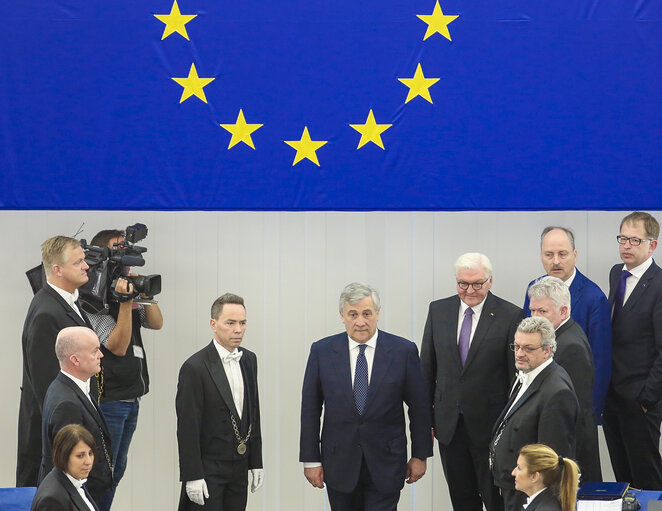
[55,327,103,380]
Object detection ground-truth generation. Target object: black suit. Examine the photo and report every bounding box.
[176,342,262,511]
[490,361,578,511]
[603,260,662,489]
[18,285,91,487]
[523,488,561,511]
[420,292,523,511]
[554,318,601,482]
[40,373,113,503]
[31,468,100,511]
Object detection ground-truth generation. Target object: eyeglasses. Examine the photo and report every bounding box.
[457,280,488,290]
[617,235,654,246]
[509,343,544,353]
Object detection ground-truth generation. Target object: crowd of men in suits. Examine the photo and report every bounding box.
[16,211,662,511]
[299,211,662,511]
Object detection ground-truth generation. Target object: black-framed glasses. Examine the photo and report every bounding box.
[509,343,543,354]
[617,235,654,246]
[457,280,488,290]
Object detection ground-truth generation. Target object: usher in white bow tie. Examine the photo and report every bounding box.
[224,351,243,363]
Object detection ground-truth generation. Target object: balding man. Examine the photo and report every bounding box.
[421,253,523,511]
[528,276,601,482]
[523,226,611,423]
[40,327,113,505]
[18,236,92,486]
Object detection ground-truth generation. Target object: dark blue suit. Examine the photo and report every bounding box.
[603,260,662,490]
[299,330,432,507]
[524,268,611,421]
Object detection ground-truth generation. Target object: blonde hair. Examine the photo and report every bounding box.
[519,444,579,511]
[42,236,80,276]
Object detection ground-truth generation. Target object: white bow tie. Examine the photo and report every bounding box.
[224,351,243,363]
[517,371,527,385]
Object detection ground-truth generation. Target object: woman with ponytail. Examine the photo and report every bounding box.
[511,443,579,511]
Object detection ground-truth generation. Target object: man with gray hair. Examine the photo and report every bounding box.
[40,326,113,505]
[420,252,523,511]
[523,226,611,424]
[528,276,601,481]
[300,282,432,511]
[489,316,578,511]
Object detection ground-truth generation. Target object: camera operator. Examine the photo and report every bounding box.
[87,229,163,511]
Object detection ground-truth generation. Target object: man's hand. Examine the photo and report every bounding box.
[186,479,209,506]
[250,469,264,492]
[304,466,325,488]
[405,457,427,484]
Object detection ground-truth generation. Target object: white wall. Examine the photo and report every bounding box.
[1,210,656,510]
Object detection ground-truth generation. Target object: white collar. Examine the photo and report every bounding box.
[60,370,90,397]
[518,357,553,386]
[623,256,654,279]
[64,471,87,489]
[525,488,548,508]
[563,268,577,287]
[348,329,378,350]
[212,339,241,361]
[459,296,486,317]
[48,281,79,304]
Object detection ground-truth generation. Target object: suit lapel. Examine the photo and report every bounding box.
[55,469,98,511]
[463,293,494,371]
[204,342,241,419]
[608,265,620,304]
[364,332,393,415]
[238,349,253,426]
[503,363,554,421]
[58,374,110,438]
[44,285,89,327]
[331,336,355,413]
[570,270,586,311]
[620,262,659,315]
[443,298,462,369]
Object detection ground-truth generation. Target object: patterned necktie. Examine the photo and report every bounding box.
[354,344,368,415]
[458,308,474,365]
[612,269,632,320]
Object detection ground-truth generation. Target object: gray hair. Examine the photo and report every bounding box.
[516,316,557,354]
[339,282,381,313]
[454,252,493,279]
[528,276,571,313]
[541,226,575,250]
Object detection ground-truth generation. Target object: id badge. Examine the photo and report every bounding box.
[133,345,145,359]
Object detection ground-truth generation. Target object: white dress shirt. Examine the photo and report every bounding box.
[64,472,97,511]
[213,341,244,418]
[457,298,485,347]
[48,281,85,322]
[564,268,577,288]
[506,357,554,416]
[348,329,378,385]
[523,488,547,509]
[61,370,94,406]
[622,257,654,305]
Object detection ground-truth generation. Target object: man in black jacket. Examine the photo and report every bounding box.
[17,236,92,487]
[528,276,601,482]
[40,326,114,504]
[176,293,263,511]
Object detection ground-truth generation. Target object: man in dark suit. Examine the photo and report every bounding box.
[18,236,92,487]
[523,226,611,423]
[40,326,114,504]
[300,282,433,511]
[603,211,662,490]
[528,276,601,482]
[176,293,263,511]
[420,252,523,511]
[490,317,578,511]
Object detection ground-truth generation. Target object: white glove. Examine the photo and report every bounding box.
[250,469,264,492]
[186,479,209,506]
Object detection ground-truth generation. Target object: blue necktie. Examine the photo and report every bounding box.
[354,344,368,415]
[458,308,474,365]
[612,269,632,320]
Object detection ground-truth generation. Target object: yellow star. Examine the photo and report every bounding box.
[349,110,392,150]
[417,1,459,41]
[171,63,215,103]
[154,0,197,41]
[284,127,328,166]
[398,63,440,104]
[220,110,263,149]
